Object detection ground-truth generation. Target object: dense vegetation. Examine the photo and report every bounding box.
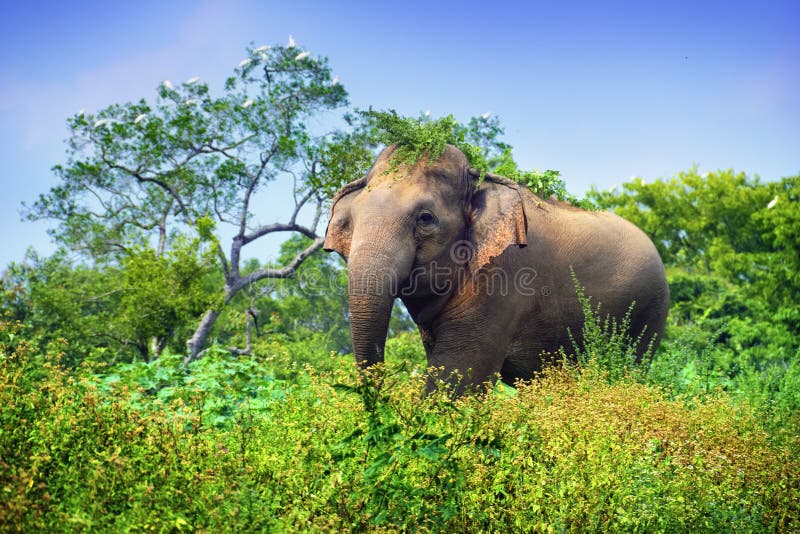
[2,40,799,532]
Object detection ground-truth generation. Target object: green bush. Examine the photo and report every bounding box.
[2,319,798,532]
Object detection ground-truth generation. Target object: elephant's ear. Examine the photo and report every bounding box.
[467,175,528,273]
[323,177,367,260]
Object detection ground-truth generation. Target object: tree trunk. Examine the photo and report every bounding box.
[185,309,220,364]
[183,237,325,364]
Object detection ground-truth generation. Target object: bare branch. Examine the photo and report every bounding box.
[310,196,324,234]
[242,222,318,245]
[216,241,231,280]
[290,188,316,226]
[237,142,280,237]
[231,237,324,293]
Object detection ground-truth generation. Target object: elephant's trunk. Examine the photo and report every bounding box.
[347,245,409,367]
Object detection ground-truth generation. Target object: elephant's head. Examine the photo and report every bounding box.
[324,144,528,366]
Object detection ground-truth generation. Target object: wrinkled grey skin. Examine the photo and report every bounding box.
[325,145,669,392]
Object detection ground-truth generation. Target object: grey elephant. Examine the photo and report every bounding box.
[324,145,669,391]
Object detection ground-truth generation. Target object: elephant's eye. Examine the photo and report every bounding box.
[417,211,436,226]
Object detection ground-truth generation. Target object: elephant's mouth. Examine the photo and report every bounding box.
[397,263,457,298]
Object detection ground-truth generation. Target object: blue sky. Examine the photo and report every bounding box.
[1,0,798,268]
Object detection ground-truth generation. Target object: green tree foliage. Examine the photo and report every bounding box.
[24,42,377,361]
[2,239,215,364]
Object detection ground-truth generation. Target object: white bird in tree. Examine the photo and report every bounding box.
[482,112,491,120]
[134,114,146,124]
[253,45,269,53]
[767,195,779,209]
[238,58,252,68]
[78,109,85,117]
[93,119,109,128]
[287,34,296,48]
[331,75,340,85]
[242,99,254,108]
[184,99,200,106]
[162,80,174,90]
[185,76,200,85]
[294,51,310,61]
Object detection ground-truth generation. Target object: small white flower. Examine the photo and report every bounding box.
[238,58,252,68]
[287,34,296,48]
[242,99,254,108]
[482,112,491,120]
[93,119,109,128]
[767,195,778,209]
[294,51,310,61]
[185,76,200,85]
[424,110,431,117]
[331,75,340,85]
[134,114,146,124]
[253,45,269,53]
[162,80,174,90]
[184,99,199,105]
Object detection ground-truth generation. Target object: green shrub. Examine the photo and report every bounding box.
[566,270,654,383]
[2,319,798,532]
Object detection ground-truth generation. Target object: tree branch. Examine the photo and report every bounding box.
[238,142,280,238]
[242,222,318,246]
[99,146,194,224]
[290,188,316,226]
[231,237,324,293]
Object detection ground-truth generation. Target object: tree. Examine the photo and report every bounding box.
[2,240,215,365]
[25,41,376,362]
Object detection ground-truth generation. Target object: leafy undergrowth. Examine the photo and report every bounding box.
[2,322,798,532]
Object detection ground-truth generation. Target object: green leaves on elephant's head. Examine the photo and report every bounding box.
[361,110,461,172]
[362,109,589,206]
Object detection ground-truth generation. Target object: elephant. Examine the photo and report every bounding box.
[324,144,669,392]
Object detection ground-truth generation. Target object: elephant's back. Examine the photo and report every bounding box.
[527,199,664,277]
